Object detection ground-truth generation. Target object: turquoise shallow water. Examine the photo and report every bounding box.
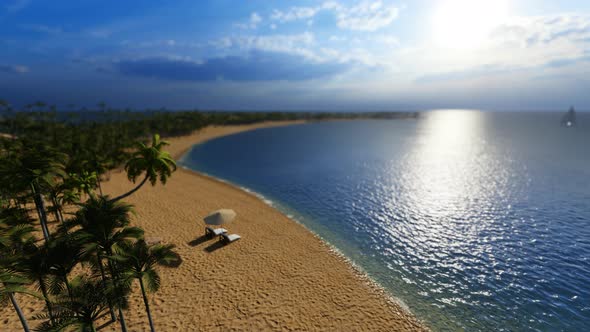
[181,111,590,331]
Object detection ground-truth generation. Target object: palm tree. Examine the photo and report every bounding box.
[0,208,52,317]
[52,182,81,227]
[0,151,30,212]
[0,99,10,133]
[1,210,38,332]
[34,276,116,332]
[0,269,36,332]
[64,196,143,331]
[110,134,176,202]
[114,240,180,332]
[79,152,109,196]
[15,244,55,322]
[9,142,67,241]
[68,171,98,199]
[47,180,78,226]
[46,237,82,303]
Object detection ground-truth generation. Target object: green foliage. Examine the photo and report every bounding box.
[125,134,176,186]
[109,133,177,202]
[0,100,418,331]
[0,207,40,332]
[65,196,142,256]
[34,276,115,332]
[112,240,180,331]
[0,269,38,302]
[67,171,98,197]
[114,240,180,292]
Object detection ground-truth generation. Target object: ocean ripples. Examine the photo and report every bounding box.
[184,112,590,331]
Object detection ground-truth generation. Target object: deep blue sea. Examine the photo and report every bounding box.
[180,111,590,331]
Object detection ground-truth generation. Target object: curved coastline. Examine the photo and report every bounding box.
[0,121,428,331]
[180,165,417,312]
[173,121,428,330]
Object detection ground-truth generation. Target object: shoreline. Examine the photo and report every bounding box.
[181,166,416,313]
[167,120,427,329]
[1,120,428,331]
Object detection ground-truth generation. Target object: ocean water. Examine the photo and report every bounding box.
[180,111,590,331]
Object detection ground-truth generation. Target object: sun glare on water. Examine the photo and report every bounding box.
[431,0,510,49]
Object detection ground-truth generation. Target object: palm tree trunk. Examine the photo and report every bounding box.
[117,307,128,332]
[50,194,63,224]
[109,174,148,203]
[138,277,156,332]
[39,277,54,321]
[96,253,116,322]
[31,183,50,241]
[107,259,127,332]
[96,253,117,322]
[8,292,30,332]
[97,179,103,196]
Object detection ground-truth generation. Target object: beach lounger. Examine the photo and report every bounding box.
[219,233,241,244]
[205,226,227,238]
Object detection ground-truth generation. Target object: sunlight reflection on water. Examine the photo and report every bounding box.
[184,111,590,331]
[383,111,524,328]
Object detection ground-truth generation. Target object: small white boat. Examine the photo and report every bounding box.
[561,106,576,127]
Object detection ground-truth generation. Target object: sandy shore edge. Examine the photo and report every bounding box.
[1,120,429,331]
[166,120,428,329]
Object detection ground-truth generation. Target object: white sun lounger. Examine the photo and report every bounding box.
[205,226,227,238]
[219,233,241,244]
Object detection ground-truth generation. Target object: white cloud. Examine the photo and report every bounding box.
[229,32,317,59]
[210,29,402,67]
[210,32,365,65]
[236,12,263,29]
[271,6,319,23]
[334,1,399,31]
[269,1,399,31]
[208,37,233,49]
[399,14,590,83]
[122,39,202,49]
[373,34,400,47]
[251,12,262,26]
[329,35,347,42]
[490,15,590,47]
[483,14,590,68]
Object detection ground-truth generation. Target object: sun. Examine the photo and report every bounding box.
[431,0,509,49]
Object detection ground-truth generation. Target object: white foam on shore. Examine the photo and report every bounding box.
[237,186,275,207]
[181,166,420,323]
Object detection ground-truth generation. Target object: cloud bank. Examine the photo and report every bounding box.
[116,51,350,82]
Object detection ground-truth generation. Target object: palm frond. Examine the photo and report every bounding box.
[143,268,161,293]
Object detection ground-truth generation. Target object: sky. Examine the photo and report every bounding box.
[1,0,590,111]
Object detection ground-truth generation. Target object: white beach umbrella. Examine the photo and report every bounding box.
[204,209,237,226]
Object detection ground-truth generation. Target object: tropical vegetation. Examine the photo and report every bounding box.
[0,100,416,331]
[0,101,189,331]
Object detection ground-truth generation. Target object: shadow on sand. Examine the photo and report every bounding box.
[187,235,210,247]
[188,235,230,253]
[204,241,226,253]
[161,253,183,268]
[96,312,115,331]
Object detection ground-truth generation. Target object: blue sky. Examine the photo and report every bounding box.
[1,0,590,111]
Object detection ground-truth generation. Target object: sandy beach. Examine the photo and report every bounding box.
[1,121,427,331]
